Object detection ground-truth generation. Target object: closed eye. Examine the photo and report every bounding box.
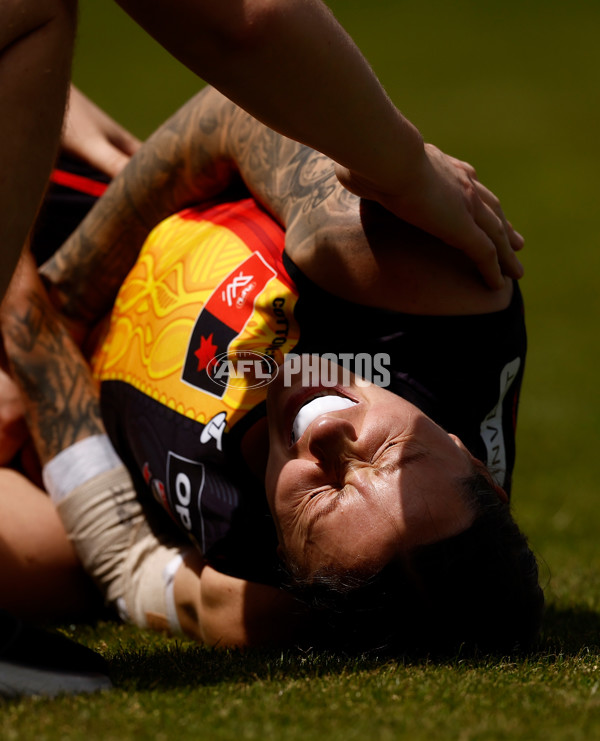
[308,486,349,523]
[374,445,428,476]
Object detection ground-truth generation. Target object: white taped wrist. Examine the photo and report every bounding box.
[55,465,186,635]
[42,434,123,503]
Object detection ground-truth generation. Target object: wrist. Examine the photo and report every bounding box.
[342,117,425,200]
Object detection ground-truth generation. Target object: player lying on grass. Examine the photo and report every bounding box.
[0,86,543,653]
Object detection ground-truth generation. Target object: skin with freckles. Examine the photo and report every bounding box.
[264,357,478,577]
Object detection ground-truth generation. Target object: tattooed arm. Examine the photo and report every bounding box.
[1,251,104,465]
[42,87,235,326]
[41,85,353,325]
[220,95,516,314]
[43,86,513,321]
[2,250,301,646]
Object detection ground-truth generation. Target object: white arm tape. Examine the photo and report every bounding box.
[42,434,123,504]
[52,462,188,635]
[164,554,184,634]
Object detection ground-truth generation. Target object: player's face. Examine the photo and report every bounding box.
[265,357,477,576]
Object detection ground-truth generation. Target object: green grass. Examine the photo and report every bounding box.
[4,1,598,738]
[2,618,600,740]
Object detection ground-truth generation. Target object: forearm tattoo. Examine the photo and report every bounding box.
[3,291,104,465]
[42,89,237,323]
[227,104,358,237]
[42,86,359,322]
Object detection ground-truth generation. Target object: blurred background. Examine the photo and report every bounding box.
[73,0,600,616]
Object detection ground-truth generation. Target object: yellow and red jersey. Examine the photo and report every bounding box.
[39,162,527,586]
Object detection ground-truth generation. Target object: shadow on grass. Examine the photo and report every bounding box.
[537,603,600,655]
[108,642,393,691]
[104,603,600,691]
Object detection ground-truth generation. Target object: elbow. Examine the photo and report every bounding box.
[209,0,289,54]
[2,0,77,43]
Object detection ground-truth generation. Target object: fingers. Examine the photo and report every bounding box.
[63,85,141,178]
[468,207,522,290]
[507,222,525,251]
[470,179,524,285]
[82,121,141,178]
[68,132,140,179]
[109,128,142,159]
[93,141,135,179]
[454,154,525,257]
[104,124,142,175]
[421,146,525,288]
[335,148,525,290]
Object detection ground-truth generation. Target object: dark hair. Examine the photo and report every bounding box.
[282,470,544,655]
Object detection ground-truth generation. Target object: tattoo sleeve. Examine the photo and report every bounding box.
[2,287,104,466]
[41,87,238,324]
[224,102,358,255]
[42,86,357,324]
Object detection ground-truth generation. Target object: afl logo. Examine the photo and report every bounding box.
[207,350,279,390]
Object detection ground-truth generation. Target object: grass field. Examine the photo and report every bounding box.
[3,1,600,738]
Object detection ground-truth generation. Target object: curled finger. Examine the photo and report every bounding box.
[476,202,523,287]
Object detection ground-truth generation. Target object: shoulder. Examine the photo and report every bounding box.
[286,183,514,316]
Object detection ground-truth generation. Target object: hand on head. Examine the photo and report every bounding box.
[335,143,524,291]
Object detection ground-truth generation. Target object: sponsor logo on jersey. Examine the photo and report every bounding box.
[480,357,521,487]
[181,252,276,398]
[166,452,207,547]
[199,411,228,451]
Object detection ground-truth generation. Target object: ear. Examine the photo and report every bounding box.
[450,433,510,504]
[492,481,509,504]
[478,464,510,504]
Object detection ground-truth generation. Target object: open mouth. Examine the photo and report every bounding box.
[291,392,358,444]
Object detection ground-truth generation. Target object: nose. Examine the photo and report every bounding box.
[306,414,357,465]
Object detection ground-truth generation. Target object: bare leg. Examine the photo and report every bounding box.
[0,467,99,620]
[0,0,77,300]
